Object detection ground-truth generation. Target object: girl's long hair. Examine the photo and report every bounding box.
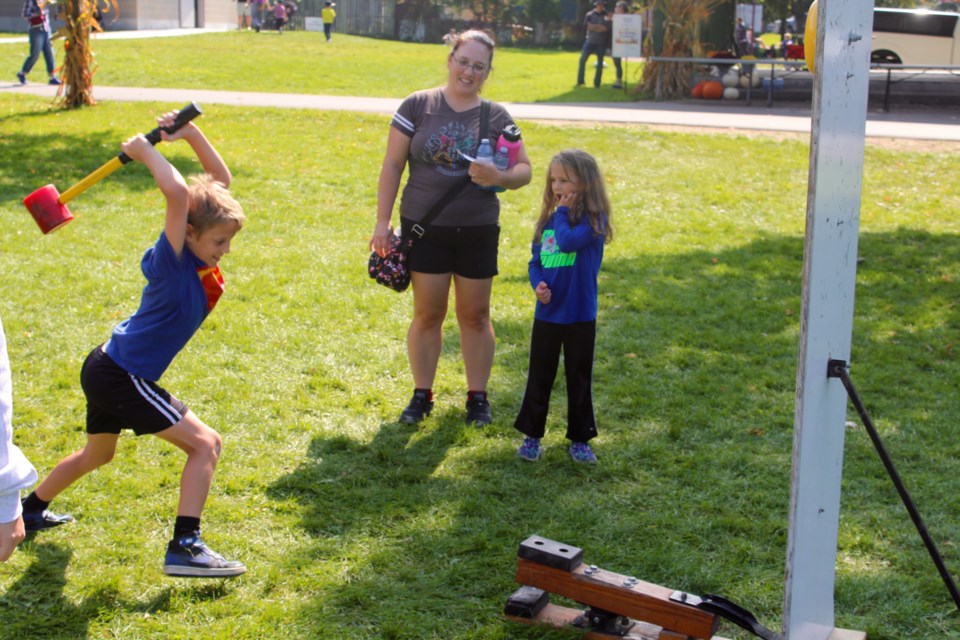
[533,150,613,244]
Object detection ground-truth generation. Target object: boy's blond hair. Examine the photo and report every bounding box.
[187,174,245,235]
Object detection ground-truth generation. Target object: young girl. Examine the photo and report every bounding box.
[514,150,613,463]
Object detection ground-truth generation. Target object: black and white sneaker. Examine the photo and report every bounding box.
[21,504,74,532]
[163,534,246,578]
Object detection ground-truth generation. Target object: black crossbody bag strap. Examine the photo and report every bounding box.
[409,99,490,240]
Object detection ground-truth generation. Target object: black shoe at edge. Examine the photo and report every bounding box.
[465,395,492,426]
[399,391,433,424]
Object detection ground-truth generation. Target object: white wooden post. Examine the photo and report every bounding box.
[783,0,874,638]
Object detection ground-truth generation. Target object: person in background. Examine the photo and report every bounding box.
[273,0,288,33]
[610,1,628,90]
[322,1,336,42]
[16,0,60,86]
[443,28,457,46]
[0,317,39,563]
[577,0,609,88]
[236,0,251,30]
[735,17,747,49]
[250,0,267,32]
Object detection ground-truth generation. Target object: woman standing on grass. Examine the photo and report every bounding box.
[370,30,532,427]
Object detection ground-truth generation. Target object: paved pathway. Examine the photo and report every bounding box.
[5,83,959,141]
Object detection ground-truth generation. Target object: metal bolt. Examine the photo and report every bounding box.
[848,32,862,44]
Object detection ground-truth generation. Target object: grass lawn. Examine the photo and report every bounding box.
[0,32,639,103]
[1,34,960,639]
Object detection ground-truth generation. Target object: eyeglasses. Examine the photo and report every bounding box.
[453,57,490,75]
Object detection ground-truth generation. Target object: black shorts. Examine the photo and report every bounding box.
[80,345,188,436]
[402,219,499,279]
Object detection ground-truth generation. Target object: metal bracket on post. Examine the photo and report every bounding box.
[826,358,960,613]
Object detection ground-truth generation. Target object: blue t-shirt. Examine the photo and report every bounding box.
[528,207,606,324]
[105,232,224,382]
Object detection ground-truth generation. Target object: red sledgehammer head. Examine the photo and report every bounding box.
[23,184,74,234]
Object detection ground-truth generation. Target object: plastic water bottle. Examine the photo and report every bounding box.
[476,138,494,165]
[495,125,523,169]
[493,145,509,171]
[475,138,502,192]
[484,146,510,193]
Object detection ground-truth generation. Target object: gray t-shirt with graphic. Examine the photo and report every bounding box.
[391,88,516,227]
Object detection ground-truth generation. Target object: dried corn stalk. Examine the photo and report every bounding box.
[641,0,722,99]
[53,0,119,109]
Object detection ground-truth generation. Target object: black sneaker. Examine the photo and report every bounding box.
[21,500,74,532]
[465,393,492,426]
[399,391,433,424]
[163,534,246,578]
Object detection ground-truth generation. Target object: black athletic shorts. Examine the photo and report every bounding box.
[402,218,500,279]
[80,345,188,436]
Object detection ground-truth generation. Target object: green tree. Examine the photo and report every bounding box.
[448,0,512,23]
[757,0,924,33]
[526,0,562,25]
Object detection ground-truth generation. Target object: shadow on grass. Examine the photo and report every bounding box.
[0,129,207,208]
[0,543,109,638]
[0,541,238,637]
[268,227,960,638]
[270,415,464,536]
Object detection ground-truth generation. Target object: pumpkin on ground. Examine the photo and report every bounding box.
[691,81,706,98]
[701,81,724,99]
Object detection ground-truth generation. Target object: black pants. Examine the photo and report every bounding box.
[514,319,598,442]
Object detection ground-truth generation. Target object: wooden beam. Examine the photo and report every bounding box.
[515,558,718,640]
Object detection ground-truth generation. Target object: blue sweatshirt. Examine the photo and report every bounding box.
[528,206,606,324]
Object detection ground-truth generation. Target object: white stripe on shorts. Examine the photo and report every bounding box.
[130,375,183,425]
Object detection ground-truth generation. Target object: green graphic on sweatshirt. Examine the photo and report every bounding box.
[540,229,576,268]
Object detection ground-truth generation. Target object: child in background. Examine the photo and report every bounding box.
[19,110,247,578]
[321,0,336,41]
[273,1,287,33]
[514,150,613,464]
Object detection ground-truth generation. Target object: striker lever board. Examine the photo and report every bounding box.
[507,535,719,640]
[505,585,693,640]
